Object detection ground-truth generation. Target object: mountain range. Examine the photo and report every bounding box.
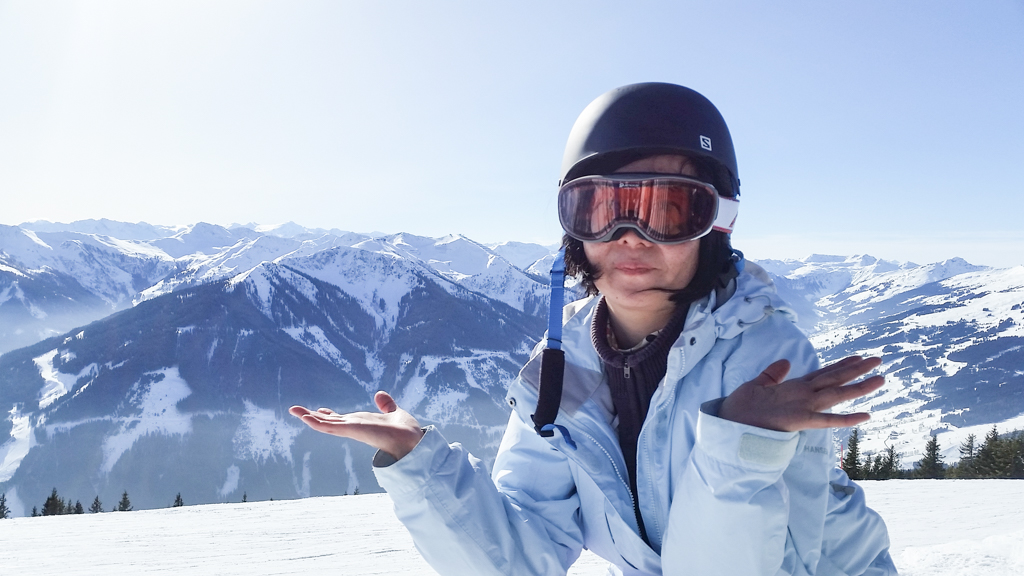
[1,219,1022,515]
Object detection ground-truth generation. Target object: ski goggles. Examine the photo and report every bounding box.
[557,174,739,244]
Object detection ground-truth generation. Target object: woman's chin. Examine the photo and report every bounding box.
[603,287,675,309]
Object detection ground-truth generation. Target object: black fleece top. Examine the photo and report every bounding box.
[591,297,689,544]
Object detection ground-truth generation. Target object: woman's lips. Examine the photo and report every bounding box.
[614,262,654,275]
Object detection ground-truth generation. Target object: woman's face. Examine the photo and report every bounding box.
[583,155,701,314]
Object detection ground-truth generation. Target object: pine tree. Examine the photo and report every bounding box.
[242,492,247,503]
[955,433,977,478]
[841,429,862,480]
[31,506,39,517]
[975,426,1002,478]
[992,431,1019,478]
[117,490,133,512]
[1009,433,1024,479]
[173,493,184,507]
[42,488,64,516]
[74,500,84,514]
[915,434,944,478]
[89,496,103,513]
[0,492,10,519]
[879,445,901,479]
[867,454,883,480]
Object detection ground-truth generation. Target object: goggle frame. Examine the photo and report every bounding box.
[557,173,739,245]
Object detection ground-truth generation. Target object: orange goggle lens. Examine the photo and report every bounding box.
[558,175,736,244]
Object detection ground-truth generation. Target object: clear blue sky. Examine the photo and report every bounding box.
[2,1,1022,267]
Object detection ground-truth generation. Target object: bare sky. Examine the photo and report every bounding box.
[1,1,1022,267]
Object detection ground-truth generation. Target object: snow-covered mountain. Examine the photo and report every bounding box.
[0,222,547,355]
[758,254,1024,466]
[0,224,180,354]
[0,221,554,511]
[0,243,543,511]
[2,221,1023,514]
[791,258,1023,467]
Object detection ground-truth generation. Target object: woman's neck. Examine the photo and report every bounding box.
[604,298,678,349]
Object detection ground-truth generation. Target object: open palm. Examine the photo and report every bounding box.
[290,391,424,460]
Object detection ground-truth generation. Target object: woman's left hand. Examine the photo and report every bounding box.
[718,356,885,432]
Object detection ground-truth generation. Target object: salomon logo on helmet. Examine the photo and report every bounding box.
[700,135,712,151]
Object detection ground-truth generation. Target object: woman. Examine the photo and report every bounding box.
[291,83,896,575]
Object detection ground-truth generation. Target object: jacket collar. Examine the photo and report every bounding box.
[513,261,794,421]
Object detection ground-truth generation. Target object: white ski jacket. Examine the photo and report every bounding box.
[374,262,896,575]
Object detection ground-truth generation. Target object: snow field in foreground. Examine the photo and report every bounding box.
[1,479,1021,575]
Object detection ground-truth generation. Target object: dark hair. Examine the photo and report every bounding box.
[561,152,738,303]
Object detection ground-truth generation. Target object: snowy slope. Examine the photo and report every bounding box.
[819,265,1024,464]
[1,481,1022,575]
[488,239,559,271]
[139,235,307,302]
[149,222,255,258]
[750,254,1024,467]
[352,233,548,315]
[133,227,547,315]
[0,224,176,307]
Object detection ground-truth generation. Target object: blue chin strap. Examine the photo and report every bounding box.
[531,248,573,446]
[545,248,566,351]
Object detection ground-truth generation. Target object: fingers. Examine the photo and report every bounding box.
[803,410,872,430]
[756,359,791,387]
[818,375,886,407]
[299,411,343,428]
[809,356,882,391]
[289,405,338,419]
[375,391,398,414]
[800,355,861,380]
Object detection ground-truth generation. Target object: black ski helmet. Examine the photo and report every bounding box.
[559,83,740,197]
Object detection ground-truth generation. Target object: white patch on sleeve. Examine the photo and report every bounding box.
[738,433,799,467]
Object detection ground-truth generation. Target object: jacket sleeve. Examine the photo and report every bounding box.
[661,400,803,575]
[818,468,898,575]
[661,315,897,576]
[373,411,585,576]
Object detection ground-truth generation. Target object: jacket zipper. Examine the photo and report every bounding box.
[639,347,689,546]
[623,355,630,379]
[572,426,640,535]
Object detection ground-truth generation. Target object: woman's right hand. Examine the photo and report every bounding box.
[289,391,425,461]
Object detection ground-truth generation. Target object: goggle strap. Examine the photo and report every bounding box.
[712,197,740,234]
